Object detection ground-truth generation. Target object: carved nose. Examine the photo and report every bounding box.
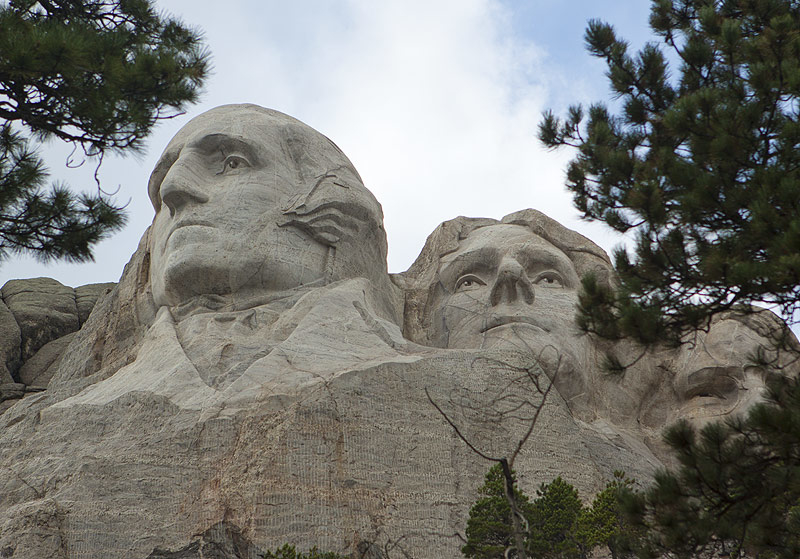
[489,257,534,306]
[159,161,209,217]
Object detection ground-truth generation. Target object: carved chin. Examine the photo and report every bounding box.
[152,253,232,307]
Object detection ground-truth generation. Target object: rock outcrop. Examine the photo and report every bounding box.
[0,105,794,559]
[0,278,114,409]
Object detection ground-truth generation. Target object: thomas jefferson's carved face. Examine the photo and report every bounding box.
[433,224,583,354]
[148,106,384,309]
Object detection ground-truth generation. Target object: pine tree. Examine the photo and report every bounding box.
[527,477,583,559]
[0,0,209,263]
[621,376,800,559]
[539,0,800,347]
[260,544,348,559]
[462,463,535,559]
[575,472,638,559]
[463,468,642,559]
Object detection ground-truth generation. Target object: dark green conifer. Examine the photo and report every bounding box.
[0,0,209,263]
[462,463,535,559]
[463,468,641,559]
[527,476,583,559]
[260,544,348,559]
[539,0,800,346]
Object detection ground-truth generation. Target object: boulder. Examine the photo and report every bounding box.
[1,278,78,363]
[18,333,77,389]
[75,283,116,325]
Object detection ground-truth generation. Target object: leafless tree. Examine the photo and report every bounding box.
[426,345,565,559]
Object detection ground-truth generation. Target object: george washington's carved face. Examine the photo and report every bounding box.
[147,105,387,309]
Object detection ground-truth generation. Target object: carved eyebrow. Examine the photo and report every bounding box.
[189,133,260,164]
[147,134,262,210]
[514,246,577,286]
[441,246,499,268]
[514,246,572,270]
[439,247,499,284]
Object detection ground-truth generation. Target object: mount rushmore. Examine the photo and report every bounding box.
[0,105,794,558]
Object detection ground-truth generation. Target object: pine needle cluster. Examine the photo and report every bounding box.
[540,0,800,345]
[0,0,209,263]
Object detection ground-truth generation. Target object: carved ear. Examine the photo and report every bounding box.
[278,170,375,247]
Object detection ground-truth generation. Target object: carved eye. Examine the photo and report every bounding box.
[455,274,486,291]
[534,271,564,288]
[218,155,250,174]
[684,368,741,402]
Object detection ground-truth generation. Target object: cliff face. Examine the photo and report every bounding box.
[0,105,792,559]
[0,263,788,559]
[1,264,774,559]
[0,312,662,559]
[0,245,664,559]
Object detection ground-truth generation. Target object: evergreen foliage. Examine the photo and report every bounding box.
[0,0,209,263]
[621,375,800,559]
[260,544,347,559]
[575,471,638,559]
[539,0,800,346]
[527,476,583,559]
[462,466,635,559]
[462,463,535,559]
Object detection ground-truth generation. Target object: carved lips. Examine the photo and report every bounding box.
[480,314,550,333]
[167,219,215,240]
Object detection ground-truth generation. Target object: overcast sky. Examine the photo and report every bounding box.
[2,0,655,287]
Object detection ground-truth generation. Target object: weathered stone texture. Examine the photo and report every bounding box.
[0,299,20,385]
[2,278,79,362]
[0,279,114,395]
[0,349,662,559]
[0,105,793,559]
[75,283,116,325]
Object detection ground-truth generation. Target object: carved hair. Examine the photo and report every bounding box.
[398,209,616,345]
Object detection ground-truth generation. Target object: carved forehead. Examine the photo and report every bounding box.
[437,224,580,290]
[163,105,312,150]
[442,224,573,266]
[147,104,360,210]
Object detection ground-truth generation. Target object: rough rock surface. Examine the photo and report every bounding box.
[146,522,265,559]
[2,278,79,362]
[0,299,20,385]
[0,347,662,558]
[0,279,114,395]
[18,332,77,389]
[0,105,794,559]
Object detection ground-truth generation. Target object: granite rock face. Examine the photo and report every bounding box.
[0,105,794,559]
[146,522,265,559]
[0,279,114,407]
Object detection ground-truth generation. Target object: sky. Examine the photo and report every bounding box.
[2,0,657,288]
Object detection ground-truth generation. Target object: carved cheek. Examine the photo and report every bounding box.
[150,210,172,259]
[441,293,489,344]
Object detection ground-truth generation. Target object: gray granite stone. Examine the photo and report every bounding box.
[0,105,794,559]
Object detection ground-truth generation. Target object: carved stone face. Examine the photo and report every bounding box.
[639,317,775,429]
[432,224,583,354]
[147,105,387,308]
